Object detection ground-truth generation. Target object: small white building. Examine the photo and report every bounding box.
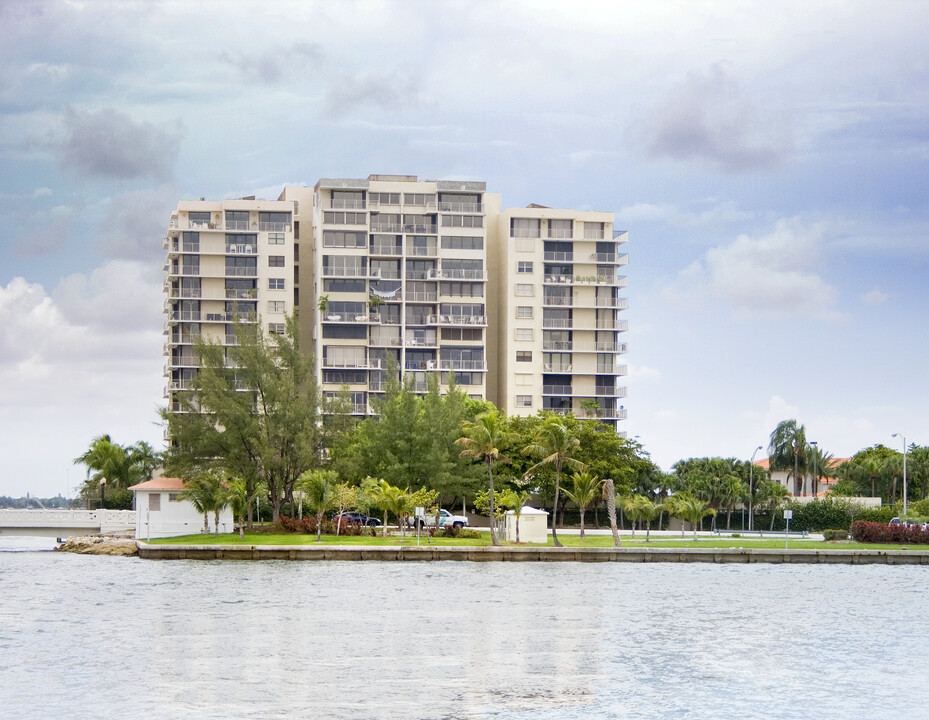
[129,477,234,539]
[505,506,549,544]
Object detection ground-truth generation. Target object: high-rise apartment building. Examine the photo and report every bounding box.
[490,206,629,429]
[163,176,627,431]
[163,198,297,412]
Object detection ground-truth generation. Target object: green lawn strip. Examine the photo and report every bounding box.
[147,532,923,552]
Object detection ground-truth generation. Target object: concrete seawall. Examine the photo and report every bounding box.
[137,543,929,564]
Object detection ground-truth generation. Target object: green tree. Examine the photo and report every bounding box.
[523,416,585,548]
[563,471,602,539]
[179,469,229,536]
[667,492,715,541]
[75,434,162,508]
[755,479,790,530]
[622,494,660,541]
[456,409,511,546]
[297,469,338,541]
[498,488,531,543]
[808,444,836,499]
[768,419,809,497]
[374,480,411,536]
[331,482,359,536]
[227,476,264,539]
[162,313,326,524]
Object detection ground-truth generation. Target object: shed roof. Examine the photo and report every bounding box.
[129,477,186,492]
[506,506,549,516]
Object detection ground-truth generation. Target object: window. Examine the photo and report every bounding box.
[269,323,285,334]
[331,190,364,209]
[516,306,533,319]
[148,494,161,511]
[188,211,211,227]
[517,261,533,274]
[323,278,365,292]
[294,220,300,239]
[370,192,400,205]
[511,218,541,238]
[515,374,532,386]
[269,256,285,267]
[440,282,483,297]
[549,219,573,238]
[515,284,534,297]
[269,278,285,290]
[268,300,285,313]
[441,214,483,228]
[403,193,435,206]
[515,328,534,341]
[268,232,285,245]
[258,212,292,231]
[441,235,483,250]
[516,351,532,362]
[168,493,179,502]
[584,221,605,239]
[323,211,367,225]
[516,395,533,408]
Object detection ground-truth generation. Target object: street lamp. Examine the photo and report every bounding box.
[99,477,107,510]
[749,445,763,531]
[810,441,817,498]
[892,433,908,516]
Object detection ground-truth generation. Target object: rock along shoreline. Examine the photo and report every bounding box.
[136,543,929,565]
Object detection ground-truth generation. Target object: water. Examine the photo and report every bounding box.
[1,537,927,719]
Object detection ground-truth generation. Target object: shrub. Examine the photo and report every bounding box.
[851,505,897,524]
[823,529,849,541]
[456,529,482,539]
[850,521,929,544]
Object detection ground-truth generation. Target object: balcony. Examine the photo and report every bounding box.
[403,222,437,234]
[407,245,438,257]
[543,363,572,373]
[225,267,258,277]
[258,222,291,232]
[432,269,487,281]
[543,295,573,307]
[169,354,200,367]
[370,245,402,256]
[595,298,629,309]
[542,385,573,395]
[438,359,486,371]
[225,220,252,231]
[322,358,383,370]
[227,244,258,255]
[331,199,366,209]
[167,311,201,323]
[438,202,482,212]
[543,252,573,262]
[426,314,487,327]
[322,313,380,324]
[546,228,574,239]
[405,291,438,302]
[542,341,572,351]
[226,289,258,300]
[322,267,368,278]
[371,222,402,233]
[594,342,628,353]
[404,336,438,348]
[369,335,402,347]
[542,318,572,329]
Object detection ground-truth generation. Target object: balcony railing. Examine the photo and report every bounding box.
[543,385,573,395]
[426,314,487,326]
[433,269,487,280]
[225,267,258,277]
[542,318,572,329]
[438,202,482,212]
[438,360,486,371]
[543,295,573,306]
[543,252,573,262]
[226,289,258,300]
[590,253,617,263]
[406,291,438,302]
[404,223,437,234]
[322,359,383,369]
[407,246,438,257]
[258,222,291,232]
[322,313,380,324]
[542,341,572,351]
[404,337,438,347]
[546,228,573,239]
[331,199,366,209]
[543,363,573,373]
[371,223,402,233]
[167,311,201,322]
[370,245,402,256]
[369,335,402,347]
[170,354,200,367]
[227,244,258,254]
[225,220,251,230]
[595,298,629,309]
[322,267,368,277]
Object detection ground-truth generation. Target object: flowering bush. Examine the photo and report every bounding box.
[850,521,929,544]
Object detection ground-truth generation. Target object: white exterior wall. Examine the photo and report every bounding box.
[505,507,549,543]
[134,490,234,539]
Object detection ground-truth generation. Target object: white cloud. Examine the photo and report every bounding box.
[615,202,677,224]
[626,364,663,383]
[862,288,889,305]
[662,218,844,321]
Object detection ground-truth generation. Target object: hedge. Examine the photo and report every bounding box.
[850,521,929,544]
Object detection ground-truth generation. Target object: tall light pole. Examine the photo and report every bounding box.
[892,433,908,516]
[810,441,817,498]
[749,445,763,531]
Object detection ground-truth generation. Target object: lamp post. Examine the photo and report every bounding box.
[810,441,817,498]
[892,433,908,516]
[99,477,107,510]
[749,446,763,531]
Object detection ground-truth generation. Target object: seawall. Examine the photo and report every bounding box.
[137,543,929,564]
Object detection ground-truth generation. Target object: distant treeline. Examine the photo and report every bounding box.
[0,496,75,509]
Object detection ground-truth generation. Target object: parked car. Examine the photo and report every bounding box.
[405,509,469,530]
[332,511,381,527]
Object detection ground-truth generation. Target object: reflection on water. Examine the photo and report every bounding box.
[1,540,927,719]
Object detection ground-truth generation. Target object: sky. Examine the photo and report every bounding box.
[2,0,927,497]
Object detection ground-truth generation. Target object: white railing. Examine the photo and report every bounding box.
[370,245,402,256]
[590,253,617,263]
[404,337,438,347]
[544,252,573,262]
[543,385,573,395]
[543,363,573,373]
[0,509,135,533]
[435,269,486,280]
[371,223,402,233]
[259,222,291,231]
[330,199,366,209]
[406,292,438,302]
[322,359,383,369]
[547,228,573,239]
[407,246,438,256]
[427,314,487,326]
[370,336,402,347]
[322,267,368,277]
[225,267,258,277]
[226,289,258,299]
[225,220,250,230]
[227,244,258,254]
[168,311,201,322]
[437,360,486,371]
[542,341,572,351]
[543,296,573,306]
[438,202,482,212]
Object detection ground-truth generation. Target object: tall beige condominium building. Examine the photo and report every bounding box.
[163,177,627,432]
[163,198,297,413]
[489,206,629,430]
[281,175,499,414]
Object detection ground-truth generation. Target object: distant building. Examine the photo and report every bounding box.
[754,457,850,497]
[162,176,629,433]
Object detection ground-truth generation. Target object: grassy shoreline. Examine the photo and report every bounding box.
[147,531,925,553]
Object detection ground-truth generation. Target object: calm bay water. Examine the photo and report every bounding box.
[1,537,927,719]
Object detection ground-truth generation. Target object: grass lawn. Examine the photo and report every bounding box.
[147,531,926,552]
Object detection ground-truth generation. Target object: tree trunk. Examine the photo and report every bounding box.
[516,514,520,543]
[604,479,621,548]
[272,494,281,524]
[551,467,563,547]
[214,509,220,537]
[726,510,732,530]
[382,511,388,537]
[316,511,323,541]
[487,459,500,546]
[579,508,586,539]
[202,512,209,534]
[692,521,698,541]
[645,522,650,543]
[770,511,776,531]
[246,501,254,530]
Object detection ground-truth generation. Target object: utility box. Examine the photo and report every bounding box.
[505,506,549,544]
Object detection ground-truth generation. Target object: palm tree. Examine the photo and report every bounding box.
[808,445,836,498]
[563,472,602,539]
[498,488,531,543]
[227,476,264,539]
[768,419,809,496]
[375,480,411,537]
[602,478,622,547]
[523,417,585,548]
[675,494,716,541]
[297,469,337,541]
[755,480,789,531]
[180,470,228,536]
[718,475,748,530]
[456,409,510,546]
[623,494,660,541]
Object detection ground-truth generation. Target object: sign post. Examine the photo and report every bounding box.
[783,509,793,549]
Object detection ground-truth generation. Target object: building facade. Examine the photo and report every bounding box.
[163,176,627,431]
